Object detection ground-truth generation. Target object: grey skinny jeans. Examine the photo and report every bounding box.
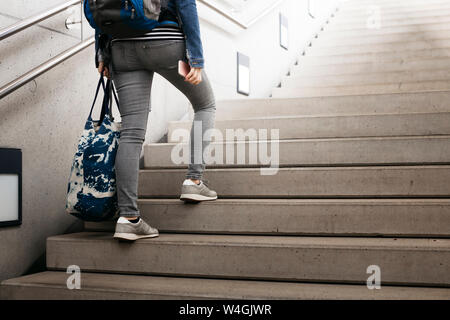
[110,39,216,217]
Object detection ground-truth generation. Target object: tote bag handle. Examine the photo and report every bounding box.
[88,76,106,120]
[89,76,120,124]
[99,79,121,124]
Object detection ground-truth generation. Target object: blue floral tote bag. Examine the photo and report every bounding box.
[66,77,121,221]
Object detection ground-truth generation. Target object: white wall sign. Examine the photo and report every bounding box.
[279,13,289,50]
[237,52,250,96]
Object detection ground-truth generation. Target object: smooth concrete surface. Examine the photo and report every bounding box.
[339,5,450,19]
[317,30,450,46]
[334,8,450,23]
[46,232,450,286]
[214,92,450,119]
[3,271,450,300]
[300,49,450,65]
[324,21,450,37]
[305,42,450,57]
[283,69,450,87]
[144,136,450,168]
[342,0,450,10]
[0,46,94,284]
[309,39,450,55]
[0,14,82,88]
[272,80,450,98]
[84,199,450,237]
[330,16,450,30]
[138,166,450,198]
[291,58,450,76]
[167,112,450,142]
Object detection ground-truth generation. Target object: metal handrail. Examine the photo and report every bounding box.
[198,0,285,29]
[0,0,81,41]
[0,37,94,99]
[0,0,284,99]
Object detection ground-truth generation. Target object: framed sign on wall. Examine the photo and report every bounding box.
[279,13,289,50]
[237,52,250,96]
[0,148,22,227]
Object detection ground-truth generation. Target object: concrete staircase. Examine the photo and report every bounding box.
[2,0,450,299]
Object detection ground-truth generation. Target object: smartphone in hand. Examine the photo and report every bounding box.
[178,60,191,78]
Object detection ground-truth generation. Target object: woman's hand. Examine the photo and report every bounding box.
[185,67,202,85]
[98,61,110,79]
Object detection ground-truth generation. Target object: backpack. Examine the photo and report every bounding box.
[84,0,175,38]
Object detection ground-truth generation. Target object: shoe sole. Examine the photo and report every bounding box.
[180,194,218,202]
[113,232,159,241]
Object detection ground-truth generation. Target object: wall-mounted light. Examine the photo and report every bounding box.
[0,148,22,227]
[237,52,250,96]
[279,13,289,50]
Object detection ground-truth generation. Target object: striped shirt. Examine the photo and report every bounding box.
[111,24,185,43]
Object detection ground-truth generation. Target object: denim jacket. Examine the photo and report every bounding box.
[95,0,205,69]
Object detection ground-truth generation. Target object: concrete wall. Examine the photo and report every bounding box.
[0,0,338,282]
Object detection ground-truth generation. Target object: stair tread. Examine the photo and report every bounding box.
[171,111,450,122]
[135,198,450,204]
[287,69,450,80]
[84,197,450,237]
[149,135,450,145]
[3,271,449,300]
[141,165,450,172]
[46,232,450,285]
[48,232,450,250]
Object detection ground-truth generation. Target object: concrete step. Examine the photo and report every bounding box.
[330,16,450,31]
[315,30,450,47]
[323,22,450,38]
[144,136,450,168]
[307,40,450,56]
[291,58,450,77]
[137,166,450,198]
[3,271,450,300]
[335,8,450,24]
[84,199,450,237]
[167,113,450,142]
[300,48,450,65]
[46,232,450,286]
[272,80,450,98]
[283,70,450,88]
[344,0,448,7]
[342,0,450,12]
[337,2,449,18]
[339,4,450,19]
[215,92,450,120]
[308,39,450,55]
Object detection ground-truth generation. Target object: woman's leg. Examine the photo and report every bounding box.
[156,64,216,180]
[157,65,218,202]
[113,69,154,217]
[173,70,216,180]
